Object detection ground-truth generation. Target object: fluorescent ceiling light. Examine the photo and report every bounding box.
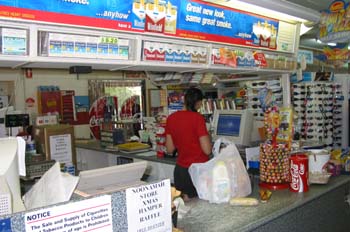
[300,23,313,36]
[205,0,321,23]
[327,43,336,46]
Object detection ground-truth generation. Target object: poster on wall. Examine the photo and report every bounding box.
[167,89,184,115]
[0,0,280,51]
[89,96,118,140]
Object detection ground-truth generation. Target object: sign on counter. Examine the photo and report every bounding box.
[126,179,172,232]
[25,195,113,232]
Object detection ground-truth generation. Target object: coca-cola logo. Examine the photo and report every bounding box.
[290,161,300,190]
[290,160,306,191]
[299,163,305,175]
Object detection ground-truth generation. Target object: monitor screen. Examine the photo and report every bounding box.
[5,114,29,128]
[216,114,241,136]
[212,109,253,146]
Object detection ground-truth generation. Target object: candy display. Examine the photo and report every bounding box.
[259,143,290,185]
[276,108,293,143]
[263,106,280,143]
[259,105,293,190]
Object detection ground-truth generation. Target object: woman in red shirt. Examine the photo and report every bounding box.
[165,87,212,200]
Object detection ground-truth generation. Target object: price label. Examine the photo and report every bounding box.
[100,37,118,44]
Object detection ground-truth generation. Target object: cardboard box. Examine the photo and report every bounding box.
[34,124,76,166]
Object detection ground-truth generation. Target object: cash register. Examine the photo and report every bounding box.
[75,161,148,197]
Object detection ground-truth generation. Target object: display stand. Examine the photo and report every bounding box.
[259,142,290,190]
[259,181,289,190]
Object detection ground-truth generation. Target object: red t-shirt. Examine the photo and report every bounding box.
[165,110,209,168]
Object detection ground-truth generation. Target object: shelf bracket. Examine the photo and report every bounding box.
[12,62,31,69]
[109,65,137,72]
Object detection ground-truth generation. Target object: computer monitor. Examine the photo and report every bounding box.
[0,137,26,216]
[5,113,30,128]
[211,109,253,146]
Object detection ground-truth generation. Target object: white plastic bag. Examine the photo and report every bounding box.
[189,138,252,203]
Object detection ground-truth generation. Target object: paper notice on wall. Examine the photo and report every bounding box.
[126,179,172,232]
[49,134,72,164]
[25,195,113,232]
[276,21,297,53]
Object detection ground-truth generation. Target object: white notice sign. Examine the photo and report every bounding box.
[126,179,172,232]
[49,134,72,164]
[25,195,113,232]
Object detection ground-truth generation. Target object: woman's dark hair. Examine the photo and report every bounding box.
[185,87,203,112]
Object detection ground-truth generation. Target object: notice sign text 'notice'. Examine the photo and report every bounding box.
[25,195,113,232]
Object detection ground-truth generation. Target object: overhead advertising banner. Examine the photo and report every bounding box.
[0,0,279,50]
[319,0,350,43]
[176,1,278,49]
[323,43,349,68]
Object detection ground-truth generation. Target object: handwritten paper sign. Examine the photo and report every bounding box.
[49,134,72,164]
[25,195,113,232]
[126,179,172,232]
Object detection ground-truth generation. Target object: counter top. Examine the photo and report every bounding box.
[75,140,177,166]
[177,175,350,232]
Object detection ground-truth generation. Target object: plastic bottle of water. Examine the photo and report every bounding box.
[212,161,230,203]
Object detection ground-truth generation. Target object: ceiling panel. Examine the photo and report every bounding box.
[286,0,333,50]
[285,0,330,11]
[212,0,332,50]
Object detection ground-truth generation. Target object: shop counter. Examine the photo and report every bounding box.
[178,175,350,232]
[75,141,176,183]
[75,141,177,166]
[5,176,349,232]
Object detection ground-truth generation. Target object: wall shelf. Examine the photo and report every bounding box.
[20,56,137,71]
[0,19,297,77]
[0,56,31,69]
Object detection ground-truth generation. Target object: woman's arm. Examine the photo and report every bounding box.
[199,135,212,155]
[166,134,176,154]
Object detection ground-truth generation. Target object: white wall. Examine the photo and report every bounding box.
[0,68,125,138]
[0,69,22,110]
